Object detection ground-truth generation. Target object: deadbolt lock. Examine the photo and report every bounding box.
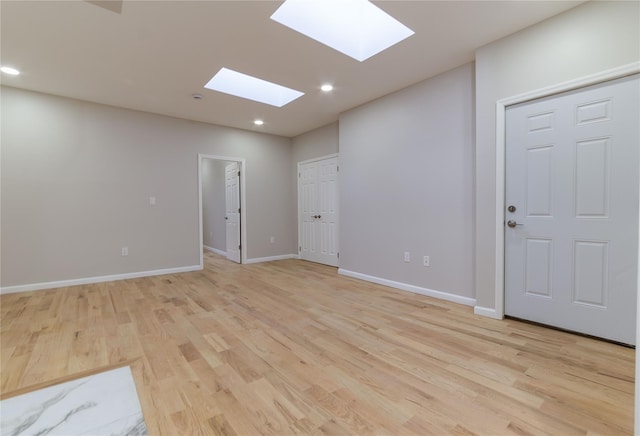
[507,205,516,213]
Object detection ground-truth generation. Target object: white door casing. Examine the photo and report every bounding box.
[225,162,241,263]
[299,156,339,267]
[505,75,639,345]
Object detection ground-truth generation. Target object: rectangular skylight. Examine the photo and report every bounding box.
[204,68,304,107]
[270,0,414,62]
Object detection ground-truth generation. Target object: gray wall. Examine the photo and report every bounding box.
[474,0,640,310]
[292,122,339,164]
[202,159,227,252]
[1,87,295,287]
[339,63,475,298]
[3,1,637,304]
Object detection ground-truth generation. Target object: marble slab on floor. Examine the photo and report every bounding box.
[1,365,148,436]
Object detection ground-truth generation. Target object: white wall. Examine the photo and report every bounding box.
[1,87,295,289]
[339,63,475,301]
[474,0,640,311]
[202,159,227,252]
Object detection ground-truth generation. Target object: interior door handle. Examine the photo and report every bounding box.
[507,220,523,228]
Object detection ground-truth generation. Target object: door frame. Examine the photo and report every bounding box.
[297,153,339,264]
[198,154,247,267]
[488,62,640,320]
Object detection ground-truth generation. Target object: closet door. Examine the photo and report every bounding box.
[299,156,339,267]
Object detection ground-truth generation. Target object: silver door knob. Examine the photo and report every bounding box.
[507,220,522,228]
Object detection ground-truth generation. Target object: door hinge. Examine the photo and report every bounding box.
[337,252,339,259]
[299,246,301,252]
[337,165,339,172]
[237,171,240,177]
[238,244,241,250]
[238,208,240,213]
[298,172,301,178]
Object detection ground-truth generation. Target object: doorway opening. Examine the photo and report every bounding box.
[198,154,247,267]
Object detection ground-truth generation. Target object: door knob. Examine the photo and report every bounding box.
[507,220,522,228]
[225,217,228,220]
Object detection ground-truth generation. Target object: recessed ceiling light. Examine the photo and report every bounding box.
[271,0,414,62]
[254,119,264,126]
[204,68,304,107]
[321,84,334,92]
[0,66,20,75]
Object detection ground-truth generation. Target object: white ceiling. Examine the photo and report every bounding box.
[1,0,584,138]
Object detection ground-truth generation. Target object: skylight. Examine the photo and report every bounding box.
[270,0,414,62]
[204,68,304,107]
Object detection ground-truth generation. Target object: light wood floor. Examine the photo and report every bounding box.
[1,252,634,435]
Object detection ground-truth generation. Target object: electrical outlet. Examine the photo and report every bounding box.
[404,251,410,262]
[270,236,275,243]
[149,196,156,206]
[423,255,430,267]
[121,247,128,256]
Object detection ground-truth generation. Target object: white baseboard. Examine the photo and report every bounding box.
[0,265,203,295]
[204,245,226,256]
[244,254,299,264]
[473,305,503,320]
[337,269,476,307]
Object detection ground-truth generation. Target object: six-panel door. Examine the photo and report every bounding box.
[505,75,639,345]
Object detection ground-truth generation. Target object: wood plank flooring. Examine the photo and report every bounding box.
[1,252,635,434]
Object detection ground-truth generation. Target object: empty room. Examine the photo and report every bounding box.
[1,1,639,434]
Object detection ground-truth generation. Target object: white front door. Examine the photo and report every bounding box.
[505,75,639,345]
[299,156,339,267]
[225,162,241,263]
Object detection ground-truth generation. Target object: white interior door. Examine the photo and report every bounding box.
[225,162,241,263]
[299,156,339,267]
[505,75,639,345]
